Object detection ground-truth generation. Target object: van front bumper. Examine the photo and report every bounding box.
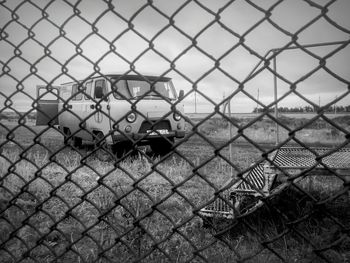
[112,130,186,143]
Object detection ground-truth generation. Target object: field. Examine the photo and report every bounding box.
[0,113,349,262]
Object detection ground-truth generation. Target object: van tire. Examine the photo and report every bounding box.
[64,129,82,148]
[112,141,136,159]
[63,128,72,147]
[150,138,174,156]
[73,136,82,148]
[94,132,113,161]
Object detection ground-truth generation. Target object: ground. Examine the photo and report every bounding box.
[0,114,349,262]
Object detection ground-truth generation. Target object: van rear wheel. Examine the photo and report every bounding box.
[73,137,82,148]
[64,129,82,148]
[94,132,113,161]
[150,138,174,156]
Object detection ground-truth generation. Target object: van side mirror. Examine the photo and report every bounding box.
[95,86,107,101]
[178,90,184,100]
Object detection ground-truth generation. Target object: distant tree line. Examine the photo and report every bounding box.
[253,105,350,113]
[0,112,36,121]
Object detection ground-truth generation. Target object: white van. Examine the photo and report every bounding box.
[36,74,186,156]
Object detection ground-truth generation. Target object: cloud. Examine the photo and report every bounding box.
[1,0,350,114]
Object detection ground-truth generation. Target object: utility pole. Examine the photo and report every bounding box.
[222,92,233,178]
[227,99,233,178]
[256,88,259,112]
[194,91,197,113]
[318,95,321,115]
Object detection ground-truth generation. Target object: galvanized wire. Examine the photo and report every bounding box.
[1,0,350,262]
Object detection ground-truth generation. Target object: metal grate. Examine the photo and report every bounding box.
[199,190,234,219]
[271,146,350,169]
[199,163,267,219]
[199,146,350,219]
[232,162,266,193]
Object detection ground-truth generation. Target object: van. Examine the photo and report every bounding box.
[36,73,186,157]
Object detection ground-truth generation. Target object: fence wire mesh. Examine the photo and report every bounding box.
[1,0,350,262]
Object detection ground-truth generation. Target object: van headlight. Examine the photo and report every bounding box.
[126,112,137,123]
[173,112,182,121]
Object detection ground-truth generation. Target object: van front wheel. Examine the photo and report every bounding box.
[150,138,174,156]
[112,141,135,159]
[94,132,113,161]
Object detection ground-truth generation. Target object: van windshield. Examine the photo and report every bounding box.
[111,79,176,100]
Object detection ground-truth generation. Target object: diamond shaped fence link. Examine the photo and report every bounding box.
[1,0,350,262]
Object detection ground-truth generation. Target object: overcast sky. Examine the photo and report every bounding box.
[1,0,349,113]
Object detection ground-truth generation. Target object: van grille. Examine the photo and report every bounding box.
[138,120,171,133]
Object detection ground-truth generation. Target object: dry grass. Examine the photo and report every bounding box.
[1,145,349,263]
[0,115,349,262]
[196,116,350,146]
[0,146,236,262]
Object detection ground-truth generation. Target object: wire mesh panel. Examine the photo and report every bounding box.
[1,0,350,262]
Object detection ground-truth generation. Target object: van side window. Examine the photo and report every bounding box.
[72,84,83,100]
[112,80,132,99]
[94,79,106,98]
[84,81,92,100]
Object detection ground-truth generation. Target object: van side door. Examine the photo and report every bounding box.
[58,82,92,140]
[86,78,112,141]
[65,83,85,137]
[36,85,60,126]
[79,80,94,141]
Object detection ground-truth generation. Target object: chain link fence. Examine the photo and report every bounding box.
[1,0,350,262]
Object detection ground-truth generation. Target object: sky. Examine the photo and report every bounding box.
[0,0,350,113]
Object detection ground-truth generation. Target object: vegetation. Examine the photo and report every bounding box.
[196,115,350,146]
[0,111,36,123]
[0,113,349,262]
[0,145,349,262]
[253,105,350,113]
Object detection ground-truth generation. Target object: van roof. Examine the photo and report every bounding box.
[61,74,171,85]
[108,74,171,82]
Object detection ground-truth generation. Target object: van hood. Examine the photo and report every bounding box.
[135,100,183,118]
[109,99,184,119]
